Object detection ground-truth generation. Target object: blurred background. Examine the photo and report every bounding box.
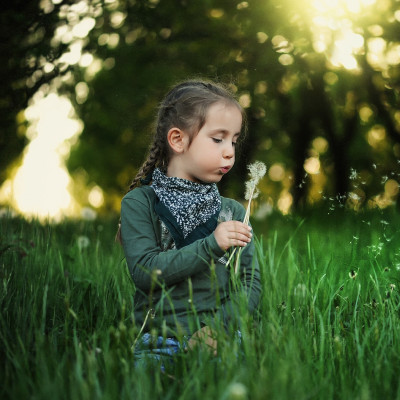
[0,0,399,221]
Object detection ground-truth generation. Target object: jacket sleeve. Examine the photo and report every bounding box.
[121,191,226,293]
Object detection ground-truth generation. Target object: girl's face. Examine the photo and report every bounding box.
[173,101,242,183]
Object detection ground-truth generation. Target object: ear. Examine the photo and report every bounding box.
[167,127,188,153]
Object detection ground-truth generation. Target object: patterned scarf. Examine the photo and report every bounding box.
[151,168,221,240]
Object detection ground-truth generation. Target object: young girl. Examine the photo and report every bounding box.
[118,80,261,361]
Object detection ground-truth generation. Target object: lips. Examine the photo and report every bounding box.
[221,166,231,173]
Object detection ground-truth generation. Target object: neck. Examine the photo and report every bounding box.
[166,159,198,182]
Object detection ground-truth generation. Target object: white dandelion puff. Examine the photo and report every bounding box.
[226,160,266,273]
[77,235,90,250]
[243,161,267,224]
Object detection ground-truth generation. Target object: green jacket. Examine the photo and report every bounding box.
[121,185,261,337]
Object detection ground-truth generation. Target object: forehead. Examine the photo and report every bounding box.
[204,101,243,130]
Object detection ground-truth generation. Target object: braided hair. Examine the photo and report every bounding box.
[116,79,245,242]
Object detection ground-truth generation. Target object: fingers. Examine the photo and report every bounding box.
[214,221,253,251]
[186,326,218,356]
[227,221,252,246]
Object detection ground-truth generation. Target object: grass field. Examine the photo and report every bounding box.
[1,207,400,400]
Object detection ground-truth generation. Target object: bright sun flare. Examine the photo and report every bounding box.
[0,93,82,220]
[306,0,378,70]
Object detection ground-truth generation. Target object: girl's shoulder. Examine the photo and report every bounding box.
[122,185,155,204]
[221,196,245,209]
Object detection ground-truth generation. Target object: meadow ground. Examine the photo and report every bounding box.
[1,207,400,400]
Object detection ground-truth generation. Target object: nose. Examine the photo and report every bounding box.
[223,143,235,159]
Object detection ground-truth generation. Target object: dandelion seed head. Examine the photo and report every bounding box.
[245,161,266,199]
[77,235,90,250]
[248,160,267,181]
[81,206,97,221]
[244,180,254,200]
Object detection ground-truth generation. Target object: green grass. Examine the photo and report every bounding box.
[1,208,400,400]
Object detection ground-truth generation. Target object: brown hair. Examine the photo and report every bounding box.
[116,79,246,242]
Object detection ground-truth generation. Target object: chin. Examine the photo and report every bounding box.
[195,172,224,184]
[204,176,223,184]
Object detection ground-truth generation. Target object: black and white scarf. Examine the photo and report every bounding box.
[151,168,221,246]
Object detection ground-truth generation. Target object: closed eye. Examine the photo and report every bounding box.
[212,138,222,143]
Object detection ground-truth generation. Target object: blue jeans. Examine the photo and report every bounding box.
[134,333,187,371]
[134,331,242,371]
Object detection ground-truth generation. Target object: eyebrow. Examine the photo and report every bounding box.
[211,129,241,137]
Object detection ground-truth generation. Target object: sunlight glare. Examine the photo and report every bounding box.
[0,94,83,220]
[307,0,378,70]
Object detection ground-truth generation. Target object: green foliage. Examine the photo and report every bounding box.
[1,1,400,212]
[1,209,400,399]
[65,0,400,209]
[0,0,72,183]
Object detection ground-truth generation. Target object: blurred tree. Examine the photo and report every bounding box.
[66,0,288,208]
[67,0,400,211]
[1,0,399,213]
[0,0,72,184]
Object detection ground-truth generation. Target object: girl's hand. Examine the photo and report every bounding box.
[214,221,252,251]
[186,326,218,356]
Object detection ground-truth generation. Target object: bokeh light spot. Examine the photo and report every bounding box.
[304,157,321,175]
[268,163,286,182]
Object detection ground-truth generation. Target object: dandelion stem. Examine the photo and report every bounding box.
[234,193,253,274]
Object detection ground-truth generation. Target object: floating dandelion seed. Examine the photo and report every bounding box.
[390,284,396,291]
[349,168,358,180]
[225,161,266,273]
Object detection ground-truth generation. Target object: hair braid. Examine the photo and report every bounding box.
[128,141,163,190]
